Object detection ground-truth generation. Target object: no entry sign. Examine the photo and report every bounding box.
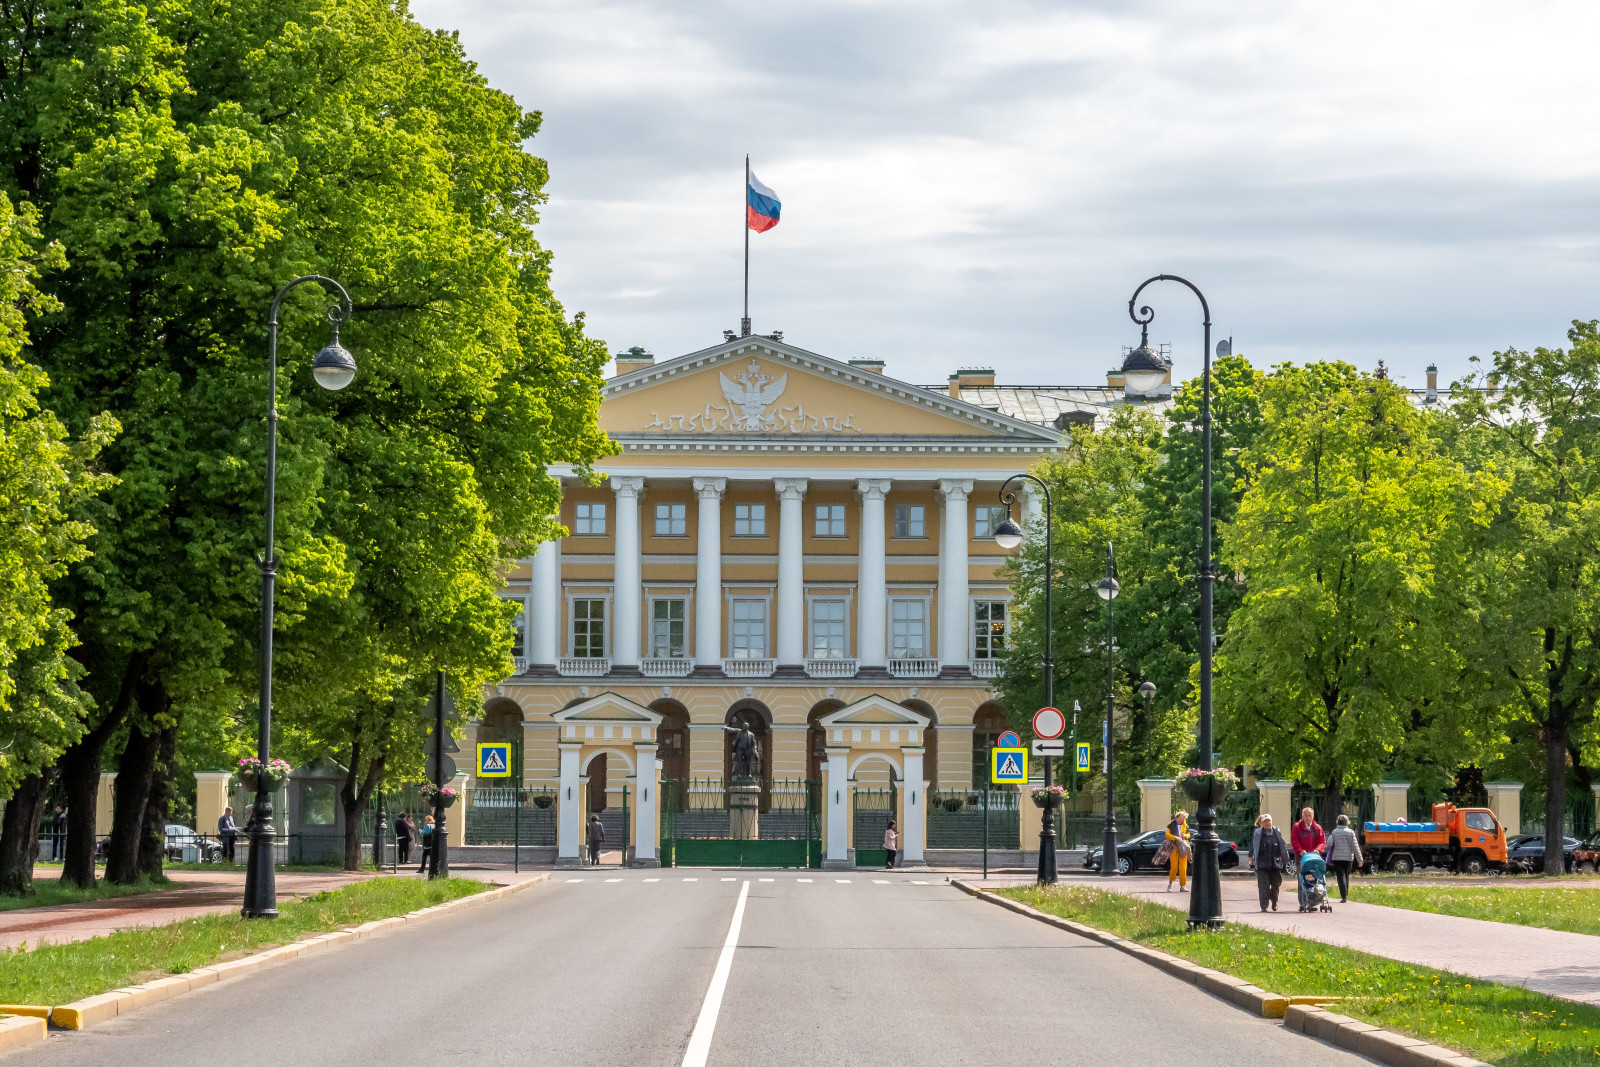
[1032,706,1066,740]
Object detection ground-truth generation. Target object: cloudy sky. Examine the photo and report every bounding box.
[413,0,1600,387]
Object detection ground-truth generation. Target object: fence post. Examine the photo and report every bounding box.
[1372,780,1410,825]
[1138,779,1177,833]
[1484,781,1522,836]
[1256,779,1294,829]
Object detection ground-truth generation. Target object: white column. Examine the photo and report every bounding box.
[694,477,726,667]
[633,743,659,863]
[825,748,850,866]
[774,479,808,665]
[900,747,927,864]
[529,539,561,665]
[856,479,890,667]
[938,480,974,668]
[557,744,582,863]
[611,477,644,667]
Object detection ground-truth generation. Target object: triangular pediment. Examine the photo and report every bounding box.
[819,694,930,728]
[602,338,1060,444]
[552,693,663,725]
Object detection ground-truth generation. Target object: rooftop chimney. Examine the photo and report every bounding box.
[614,346,655,376]
[1425,363,1438,403]
[849,358,886,375]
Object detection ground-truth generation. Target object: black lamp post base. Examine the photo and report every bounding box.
[1036,828,1058,885]
[241,818,278,918]
[1186,804,1225,929]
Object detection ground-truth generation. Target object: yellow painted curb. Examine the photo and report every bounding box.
[0,1005,49,1019]
[48,873,549,1033]
[0,1014,47,1052]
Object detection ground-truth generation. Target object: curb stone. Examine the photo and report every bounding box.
[40,874,547,1041]
[951,880,1489,1067]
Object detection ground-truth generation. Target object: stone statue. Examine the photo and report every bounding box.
[723,723,761,781]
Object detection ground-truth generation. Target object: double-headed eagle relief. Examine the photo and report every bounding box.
[720,360,789,431]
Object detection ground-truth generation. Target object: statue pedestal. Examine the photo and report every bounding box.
[728,780,761,841]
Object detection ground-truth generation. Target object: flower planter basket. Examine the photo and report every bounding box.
[1031,793,1065,810]
[532,795,553,810]
[942,798,965,813]
[1180,773,1231,806]
[237,767,289,794]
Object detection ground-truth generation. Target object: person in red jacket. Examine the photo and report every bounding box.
[1291,807,1326,859]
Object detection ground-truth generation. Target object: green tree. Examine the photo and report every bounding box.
[1215,365,1504,825]
[1452,323,1600,872]
[0,193,116,895]
[0,0,611,886]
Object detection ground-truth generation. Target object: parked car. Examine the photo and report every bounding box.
[1573,833,1600,875]
[164,823,225,863]
[1505,833,1578,874]
[1083,829,1240,874]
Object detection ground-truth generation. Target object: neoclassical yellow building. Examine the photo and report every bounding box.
[467,333,1157,867]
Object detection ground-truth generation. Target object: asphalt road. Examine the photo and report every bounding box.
[7,871,1369,1066]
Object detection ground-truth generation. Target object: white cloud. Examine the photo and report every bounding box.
[414,0,1600,384]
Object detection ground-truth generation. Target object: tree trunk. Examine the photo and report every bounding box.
[57,655,147,888]
[1545,718,1568,876]
[138,718,177,879]
[0,773,52,896]
[340,741,384,872]
[106,718,159,884]
[1319,775,1343,831]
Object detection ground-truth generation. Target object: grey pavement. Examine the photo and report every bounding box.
[4,870,1367,1066]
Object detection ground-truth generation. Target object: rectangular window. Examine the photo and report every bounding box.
[574,502,606,535]
[973,505,1008,538]
[810,599,848,659]
[893,504,925,538]
[654,502,687,536]
[973,600,1008,660]
[733,503,767,537]
[729,599,768,659]
[508,599,526,658]
[651,599,686,659]
[814,504,846,537]
[572,599,606,658]
[890,599,927,659]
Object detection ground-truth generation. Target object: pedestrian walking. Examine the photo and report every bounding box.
[883,820,898,869]
[217,806,238,862]
[1250,813,1292,911]
[587,813,606,866]
[417,814,434,873]
[1326,814,1363,903]
[395,811,413,864]
[1291,807,1326,861]
[50,806,66,861]
[1165,810,1192,892]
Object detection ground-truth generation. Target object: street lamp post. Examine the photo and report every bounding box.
[1122,273,1224,928]
[1097,546,1119,877]
[242,276,357,920]
[993,474,1055,885]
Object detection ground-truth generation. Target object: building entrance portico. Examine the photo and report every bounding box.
[819,695,930,869]
[552,694,662,867]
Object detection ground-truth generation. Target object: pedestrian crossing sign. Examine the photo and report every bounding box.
[991,747,1028,784]
[1076,742,1091,773]
[476,742,512,778]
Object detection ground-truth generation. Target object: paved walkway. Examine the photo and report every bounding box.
[0,867,539,952]
[1096,873,1600,1007]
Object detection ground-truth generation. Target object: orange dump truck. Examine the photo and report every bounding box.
[1360,803,1508,875]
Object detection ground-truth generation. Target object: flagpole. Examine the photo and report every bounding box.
[742,154,751,337]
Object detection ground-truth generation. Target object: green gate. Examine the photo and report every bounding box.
[660,778,820,868]
[852,787,896,867]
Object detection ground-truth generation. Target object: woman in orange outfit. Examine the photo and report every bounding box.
[1166,810,1192,892]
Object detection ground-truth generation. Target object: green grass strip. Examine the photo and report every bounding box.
[1356,883,1600,937]
[1001,884,1600,1066]
[0,877,174,914]
[0,876,486,1006]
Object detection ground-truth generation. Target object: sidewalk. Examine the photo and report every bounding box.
[1099,874,1600,1008]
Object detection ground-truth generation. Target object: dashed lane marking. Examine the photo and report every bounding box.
[722,877,736,881]
[759,878,774,882]
[797,878,813,882]
[565,878,585,882]
[644,878,660,882]
[683,877,698,882]
[605,878,622,883]
[835,879,851,883]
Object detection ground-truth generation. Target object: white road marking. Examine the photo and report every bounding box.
[759,877,774,882]
[835,879,851,883]
[721,877,736,881]
[912,880,928,884]
[681,879,751,1067]
[565,878,585,882]
[683,877,699,882]
[644,878,660,882]
[605,878,622,883]
[797,878,813,882]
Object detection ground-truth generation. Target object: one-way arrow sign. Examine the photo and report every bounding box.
[1031,739,1065,757]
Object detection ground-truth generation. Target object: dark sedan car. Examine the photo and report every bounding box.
[1084,829,1240,874]
[1505,833,1577,874]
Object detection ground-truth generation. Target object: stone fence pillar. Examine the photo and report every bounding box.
[1373,781,1409,824]
[96,772,116,837]
[1256,779,1294,829]
[1138,779,1176,833]
[195,772,232,838]
[1484,781,1522,835]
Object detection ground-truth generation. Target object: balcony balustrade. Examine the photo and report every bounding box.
[969,658,1000,679]
[722,657,776,678]
[556,657,611,678]
[804,658,858,679]
[887,658,940,679]
[639,657,694,677]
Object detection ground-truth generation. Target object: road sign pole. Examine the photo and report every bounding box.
[983,784,989,880]
[430,668,449,880]
[514,736,522,874]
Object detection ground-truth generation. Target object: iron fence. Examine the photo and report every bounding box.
[926,789,1020,849]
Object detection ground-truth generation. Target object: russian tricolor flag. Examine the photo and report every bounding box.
[747,171,780,233]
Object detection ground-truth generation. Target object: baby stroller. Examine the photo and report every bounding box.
[1298,852,1333,913]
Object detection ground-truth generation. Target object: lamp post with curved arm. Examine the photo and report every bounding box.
[242,276,358,920]
[1122,273,1223,928]
[993,473,1055,885]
